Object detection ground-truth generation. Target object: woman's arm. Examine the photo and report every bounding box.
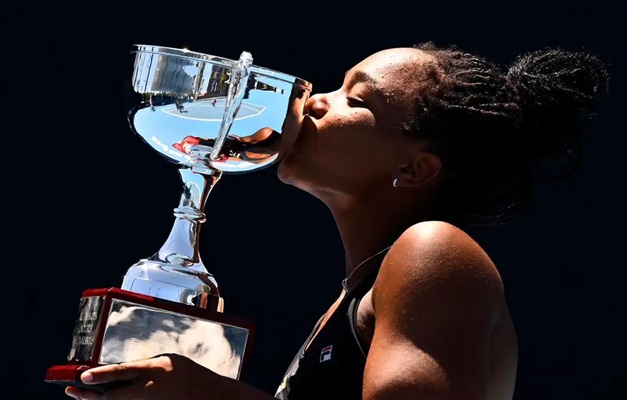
[363,221,507,400]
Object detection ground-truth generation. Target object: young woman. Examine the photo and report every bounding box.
[66,42,609,400]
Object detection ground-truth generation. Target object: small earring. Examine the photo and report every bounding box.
[392,178,398,188]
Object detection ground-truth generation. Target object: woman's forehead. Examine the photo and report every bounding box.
[356,48,433,73]
[350,48,435,91]
[346,48,436,105]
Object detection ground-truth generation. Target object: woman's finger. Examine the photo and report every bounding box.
[99,382,147,400]
[81,362,142,385]
[65,386,102,400]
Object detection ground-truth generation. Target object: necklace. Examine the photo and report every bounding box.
[341,245,392,291]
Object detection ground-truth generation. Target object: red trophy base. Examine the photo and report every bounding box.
[45,287,254,393]
[46,364,133,393]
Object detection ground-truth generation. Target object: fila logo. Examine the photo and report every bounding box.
[320,345,333,362]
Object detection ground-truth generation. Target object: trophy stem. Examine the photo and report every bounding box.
[157,166,221,265]
[120,166,224,310]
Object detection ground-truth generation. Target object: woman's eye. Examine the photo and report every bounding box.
[347,97,366,107]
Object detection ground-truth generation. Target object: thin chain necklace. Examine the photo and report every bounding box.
[341,245,392,291]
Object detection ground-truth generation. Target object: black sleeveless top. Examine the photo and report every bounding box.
[274,250,389,400]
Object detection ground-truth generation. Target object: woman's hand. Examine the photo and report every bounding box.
[64,353,225,400]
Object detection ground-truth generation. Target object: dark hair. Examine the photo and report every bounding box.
[408,42,610,226]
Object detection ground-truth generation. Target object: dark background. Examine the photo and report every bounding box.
[2,1,624,399]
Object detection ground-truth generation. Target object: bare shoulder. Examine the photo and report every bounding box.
[373,220,506,318]
[364,221,516,399]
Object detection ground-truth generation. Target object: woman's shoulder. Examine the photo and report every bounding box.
[391,220,491,265]
[376,220,504,301]
[399,220,474,243]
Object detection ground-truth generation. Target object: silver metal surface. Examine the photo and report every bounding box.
[128,44,312,173]
[122,45,312,308]
[67,296,249,380]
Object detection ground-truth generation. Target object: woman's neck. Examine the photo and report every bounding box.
[329,201,431,279]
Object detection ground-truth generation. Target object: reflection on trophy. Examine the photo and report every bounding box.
[45,45,312,393]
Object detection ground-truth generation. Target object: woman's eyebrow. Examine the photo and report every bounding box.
[344,69,380,92]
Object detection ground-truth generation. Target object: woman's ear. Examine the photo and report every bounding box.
[394,151,442,188]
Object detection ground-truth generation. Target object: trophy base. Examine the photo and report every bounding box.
[45,364,132,393]
[45,287,254,394]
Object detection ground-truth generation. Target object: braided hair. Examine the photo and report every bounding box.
[407,42,610,226]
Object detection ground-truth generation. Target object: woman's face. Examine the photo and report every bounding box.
[277,47,435,201]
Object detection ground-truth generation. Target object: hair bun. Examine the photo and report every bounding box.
[507,48,609,119]
[505,48,610,162]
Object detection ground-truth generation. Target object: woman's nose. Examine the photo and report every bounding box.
[305,93,329,119]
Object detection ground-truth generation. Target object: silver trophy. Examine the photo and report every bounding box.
[46,45,312,392]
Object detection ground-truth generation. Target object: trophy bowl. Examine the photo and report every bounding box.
[128,44,312,174]
[44,45,312,392]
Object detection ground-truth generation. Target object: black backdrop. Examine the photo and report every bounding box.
[2,1,625,399]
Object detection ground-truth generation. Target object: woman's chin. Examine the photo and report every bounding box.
[276,157,295,185]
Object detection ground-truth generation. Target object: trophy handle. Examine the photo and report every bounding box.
[210,51,254,161]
